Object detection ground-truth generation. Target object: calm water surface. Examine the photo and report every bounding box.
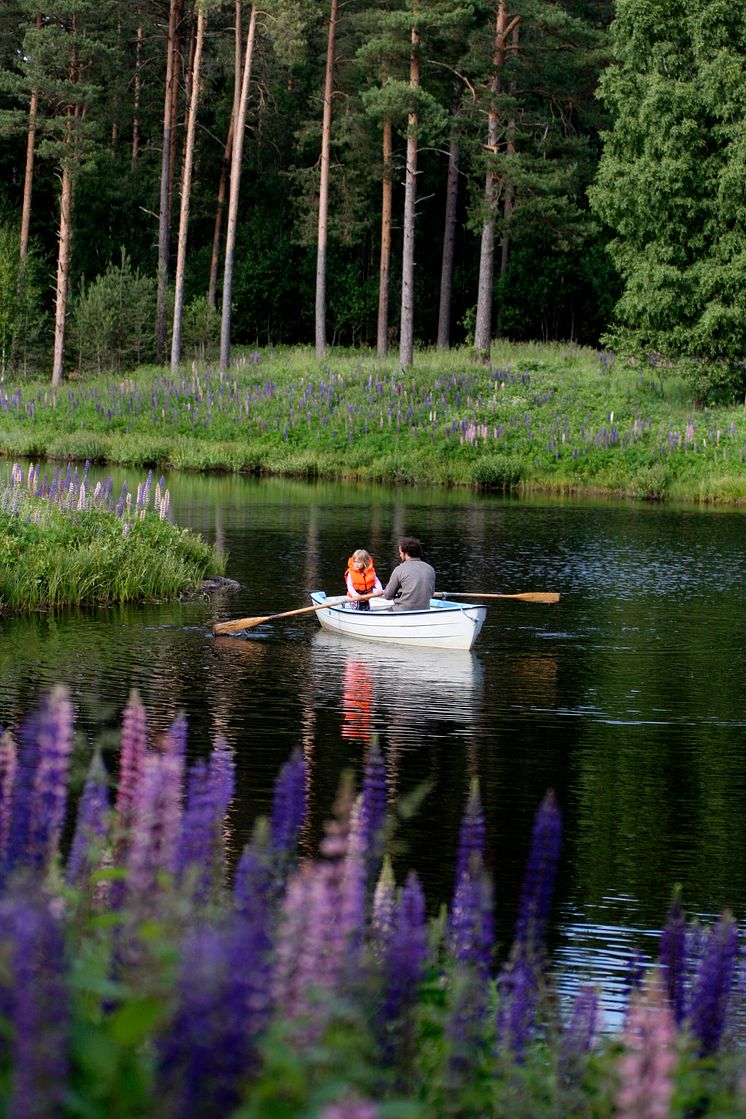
[1,471,744,1025]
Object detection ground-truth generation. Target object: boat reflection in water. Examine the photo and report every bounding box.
[309,630,485,749]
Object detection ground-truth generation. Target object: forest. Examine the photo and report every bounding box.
[0,0,744,405]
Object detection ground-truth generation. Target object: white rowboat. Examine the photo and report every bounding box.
[309,591,486,650]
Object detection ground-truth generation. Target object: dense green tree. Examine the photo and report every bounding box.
[589,0,746,404]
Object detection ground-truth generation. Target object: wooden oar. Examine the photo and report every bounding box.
[212,592,381,635]
[435,591,560,604]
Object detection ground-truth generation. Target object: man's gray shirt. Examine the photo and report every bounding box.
[382,558,436,611]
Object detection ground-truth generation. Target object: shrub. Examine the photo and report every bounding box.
[70,250,157,375]
[471,455,524,491]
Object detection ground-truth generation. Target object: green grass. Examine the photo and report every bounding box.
[1,343,745,502]
[0,468,224,612]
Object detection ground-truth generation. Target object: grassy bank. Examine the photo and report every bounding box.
[1,343,745,503]
[0,462,224,612]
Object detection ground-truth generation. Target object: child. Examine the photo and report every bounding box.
[344,549,383,610]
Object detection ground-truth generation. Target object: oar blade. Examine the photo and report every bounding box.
[514,591,560,603]
[212,616,269,635]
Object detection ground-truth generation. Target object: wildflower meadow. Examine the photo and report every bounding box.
[1,345,745,502]
[0,686,743,1118]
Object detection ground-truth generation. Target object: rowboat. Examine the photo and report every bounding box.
[309,591,487,650]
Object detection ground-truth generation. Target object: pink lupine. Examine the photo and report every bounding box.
[0,731,18,862]
[126,753,184,898]
[114,691,148,836]
[615,975,678,1119]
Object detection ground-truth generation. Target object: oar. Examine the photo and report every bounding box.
[435,591,560,604]
[212,592,381,635]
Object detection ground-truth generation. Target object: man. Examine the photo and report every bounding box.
[381,536,436,611]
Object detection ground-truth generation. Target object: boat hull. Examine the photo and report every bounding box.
[310,591,486,650]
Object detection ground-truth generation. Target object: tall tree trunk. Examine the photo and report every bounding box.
[219,3,257,371]
[19,13,42,266]
[171,4,205,371]
[167,0,185,235]
[376,116,393,360]
[131,25,142,171]
[437,105,460,350]
[399,7,420,370]
[208,0,241,310]
[496,21,519,338]
[315,0,337,360]
[52,139,74,388]
[155,0,180,362]
[208,114,234,311]
[474,2,517,360]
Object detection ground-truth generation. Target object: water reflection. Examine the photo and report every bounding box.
[310,630,484,748]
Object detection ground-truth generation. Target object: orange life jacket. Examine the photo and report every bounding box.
[345,556,378,595]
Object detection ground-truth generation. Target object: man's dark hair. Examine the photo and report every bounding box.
[398,536,422,558]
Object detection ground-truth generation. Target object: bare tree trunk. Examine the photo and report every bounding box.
[208,0,241,310]
[171,4,205,371]
[207,115,234,311]
[315,0,337,360]
[376,116,392,360]
[52,149,74,387]
[399,7,419,370]
[155,0,180,362]
[131,25,142,171]
[167,0,185,234]
[474,2,518,360]
[496,21,519,338]
[437,107,460,349]
[219,3,257,371]
[19,13,43,266]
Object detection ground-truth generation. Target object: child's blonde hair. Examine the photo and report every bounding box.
[352,549,372,566]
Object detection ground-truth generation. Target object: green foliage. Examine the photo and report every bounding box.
[0,222,46,377]
[180,295,220,362]
[589,0,746,404]
[470,454,524,491]
[70,251,156,375]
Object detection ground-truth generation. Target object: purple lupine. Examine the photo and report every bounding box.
[559,984,601,1076]
[448,856,494,980]
[615,976,676,1119]
[270,747,307,855]
[6,687,74,876]
[359,738,388,871]
[687,911,739,1056]
[659,889,687,1025]
[175,741,235,900]
[379,871,428,1046]
[372,856,397,959]
[66,753,110,889]
[1,891,70,1119]
[125,753,184,899]
[453,779,486,892]
[114,690,148,837]
[163,711,188,762]
[0,730,18,863]
[513,790,562,960]
[157,923,252,1118]
[496,954,538,1063]
[233,826,276,927]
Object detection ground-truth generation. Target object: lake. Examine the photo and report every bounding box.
[1,468,744,1026]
